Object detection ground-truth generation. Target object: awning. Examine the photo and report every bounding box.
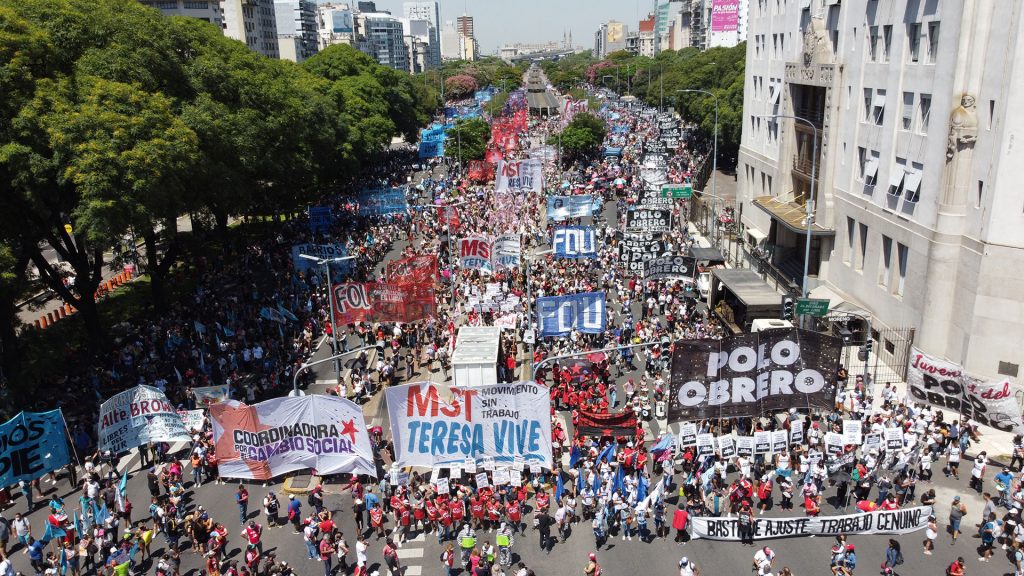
[872,92,886,108]
[712,268,783,310]
[746,228,768,243]
[752,196,834,236]
[904,170,922,194]
[688,246,726,264]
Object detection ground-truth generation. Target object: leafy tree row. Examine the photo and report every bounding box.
[540,45,746,161]
[0,0,435,380]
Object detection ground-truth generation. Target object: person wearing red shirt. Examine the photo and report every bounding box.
[243,521,263,553]
[536,490,550,512]
[487,499,502,528]
[507,499,522,534]
[438,501,452,543]
[369,504,386,539]
[470,497,485,531]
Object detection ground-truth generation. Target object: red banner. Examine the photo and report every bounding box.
[574,410,638,438]
[386,255,438,284]
[512,109,528,132]
[332,282,435,326]
[485,147,503,164]
[467,160,494,182]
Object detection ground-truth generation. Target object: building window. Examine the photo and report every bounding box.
[918,94,931,133]
[156,0,178,8]
[905,164,923,204]
[846,217,855,264]
[896,243,909,296]
[857,147,867,180]
[879,235,892,289]
[887,160,907,205]
[857,223,868,271]
[183,0,207,8]
[977,180,984,208]
[882,25,892,62]
[927,22,940,63]
[908,23,921,63]
[863,88,872,123]
[871,90,886,125]
[864,152,879,190]
[901,92,914,131]
[868,26,879,62]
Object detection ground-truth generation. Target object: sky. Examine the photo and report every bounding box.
[364,0,654,54]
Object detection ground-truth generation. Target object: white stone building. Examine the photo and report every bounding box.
[736,0,1024,379]
[274,0,318,62]
[222,0,279,58]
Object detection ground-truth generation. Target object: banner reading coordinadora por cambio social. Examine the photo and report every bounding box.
[99,385,191,453]
[690,506,932,541]
[668,328,842,421]
[209,395,376,481]
[905,347,1024,434]
[385,381,552,470]
[0,410,72,486]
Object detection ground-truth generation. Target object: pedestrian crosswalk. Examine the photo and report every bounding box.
[396,531,427,576]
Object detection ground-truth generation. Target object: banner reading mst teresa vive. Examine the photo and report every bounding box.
[495,159,543,193]
[0,410,72,487]
[668,329,842,421]
[386,381,553,469]
[905,347,1024,434]
[99,385,191,453]
[209,396,375,480]
[536,292,607,337]
[690,506,932,541]
[332,282,435,326]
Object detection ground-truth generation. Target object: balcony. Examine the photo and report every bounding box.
[791,155,819,179]
[792,107,825,126]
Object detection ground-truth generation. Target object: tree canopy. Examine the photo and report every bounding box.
[558,113,607,162]
[444,118,489,162]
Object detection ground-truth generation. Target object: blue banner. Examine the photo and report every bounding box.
[290,243,352,281]
[421,126,447,143]
[536,292,607,337]
[0,410,72,486]
[546,195,603,221]
[418,140,445,158]
[356,187,409,216]
[308,205,332,234]
[552,226,598,259]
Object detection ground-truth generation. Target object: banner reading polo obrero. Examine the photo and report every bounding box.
[495,158,543,193]
[209,395,376,480]
[668,329,842,422]
[385,381,552,469]
[99,385,191,453]
[905,347,1024,434]
[0,410,72,487]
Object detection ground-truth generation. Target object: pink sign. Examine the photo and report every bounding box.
[711,0,739,33]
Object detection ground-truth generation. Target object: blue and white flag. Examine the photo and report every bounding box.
[546,195,602,221]
[536,292,606,337]
[308,205,332,234]
[552,226,598,259]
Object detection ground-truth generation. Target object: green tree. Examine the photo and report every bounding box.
[445,74,478,99]
[444,118,489,162]
[558,113,607,162]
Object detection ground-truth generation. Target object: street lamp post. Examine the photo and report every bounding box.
[425,202,464,311]
[676,89,719,246]
[299,254,357,381]
[756,114,819,328]
[291,345,376,397]
[523,248,553,379]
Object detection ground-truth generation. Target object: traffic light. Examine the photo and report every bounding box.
[858,338,873,362]
[781,296,795,321]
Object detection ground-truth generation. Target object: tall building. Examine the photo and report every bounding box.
[274,0,318,62]
[707,0,744,48]
[357,12,408,71]
[593,21,628,59]
[736,0,1024,379]
[138,0,223,28]
[402,1,441,69]
[637,14,657,57]
[222,0,280,58]
[438,14,477,61]
[440,20,461,60]
[456,15,474,38]
[316,3,357,49]
[400,18,434,73]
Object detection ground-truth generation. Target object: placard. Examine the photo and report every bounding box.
[449,465,461,479]
[510,471,522,487]
[863,433,882,450]
[529,463,542,474]
[512,456,525,471]
[696,433,715,457]
[463,458,477,474]
[435,477,450,494]
[679,423,698,447]
[493,468,511,485]
[824,432,845,456]
[481,455,496,471]
[771,430,788,452]
[790,420,805,445]
[753,431,772,455]
[884,427,903,450]
[842,420,862,445]
[718,436,736,459]
[808,449,823,464]
[475,472,490,488]
[735,436,754,457]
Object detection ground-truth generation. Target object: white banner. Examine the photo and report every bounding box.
[209,396,376,481]
[178,409,206,432]
[459,237,494,273]
[690,506,933,541]
[493,235,521,269]
[495,159,543,193]
[99,385,191,453]
[193,385,230,407]
[386,381,552,469]
[905,347,1024,434]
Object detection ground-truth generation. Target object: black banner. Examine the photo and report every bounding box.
[667,328,843,422]
[625,208,671,232]
[638,188,673,209]
[574,410,638,438]
[618,232,666,274]
[645,255,697,281]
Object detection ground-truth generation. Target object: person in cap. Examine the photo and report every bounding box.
[678,556,699,576]
[584,552,601,576]
[949,495,966,544]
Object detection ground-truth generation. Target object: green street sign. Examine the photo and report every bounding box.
[661,184,693,199]
[795,298,830,317]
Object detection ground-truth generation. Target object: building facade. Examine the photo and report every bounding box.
[594,21,628,59]
[138,0,223,27]
[316,3,356,49]
[736,0,1024,379]
[274,0,318,61]
[358,12,408,70]
[402,1,441,69]
[222,0,279,58]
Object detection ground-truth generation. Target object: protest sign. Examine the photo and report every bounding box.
[435,477,450,494]
[690,506,933,541]
[536,292,606,337]
[209,395,376,480]
[493,235,522,269]
[618,232,666,275]
[332,282,436,326]
[99,385,191,453]
[645,255,697,281]
[884,427,904,450]
[790,420,805,444]
[718,436,736,458]
[696,433,715,457]
[735,436,754,457]
[678,423,697,447]
[553,227,598,259]
[386,381,552,469]
[626,209,671,232]
[754,431,772,455]
[356,187,408,216]
[386,255,438,284]
[459,237,494,273]
[177,410,205,432]
[308,205,332,234]
[824,432,845,456]
[842,420,862,445]
[772,430,788,452]
[668,329,842,421]
[546,196,601,221]
[291,243,352,281]
[0,410,72,486]
[493,468,511,485]
[864,433,882,451]
[193,385,230,407]
[495,159,543,193]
